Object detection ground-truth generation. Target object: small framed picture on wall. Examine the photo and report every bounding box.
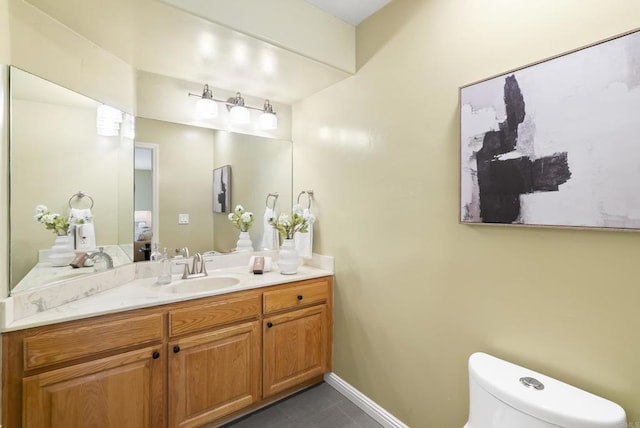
[213,165,231,213]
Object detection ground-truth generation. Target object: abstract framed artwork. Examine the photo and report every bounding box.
[213,165,231,213]
[460,29,640,230]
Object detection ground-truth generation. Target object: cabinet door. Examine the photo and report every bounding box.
[263,304,329,397]
[168,321,261,428]
[23,346,164,428]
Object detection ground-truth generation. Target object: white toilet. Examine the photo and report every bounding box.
[464,352,627,428]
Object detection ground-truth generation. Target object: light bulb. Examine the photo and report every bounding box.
[229,105,250,124]
[259,112,278,130]
[196,97,218,118]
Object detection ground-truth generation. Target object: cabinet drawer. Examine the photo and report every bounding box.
[263,279,329,314]
[169,294,261,337]
[24,313,164,370]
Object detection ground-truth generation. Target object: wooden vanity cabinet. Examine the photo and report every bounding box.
[262,277,332,397]
[2,276,333,428]
[3,308,166,428]
[167,292,262,427]
[23,345,164,428]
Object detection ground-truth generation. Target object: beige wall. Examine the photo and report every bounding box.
[8,0,134,113]
[293,0,640,426]
[135,118,215,255]
[160,0,356,73]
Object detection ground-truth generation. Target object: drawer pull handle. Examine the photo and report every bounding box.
[173,345,181,353]
[267,322,273,328]
[152,351,160,359]
[297,295,303,300]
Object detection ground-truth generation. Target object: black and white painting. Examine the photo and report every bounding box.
[460,30,640,229]
[213,165,231,213]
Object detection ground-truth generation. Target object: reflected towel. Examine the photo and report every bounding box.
[294,208,314,259]
[69,208,93,225]
[261,207,279,250]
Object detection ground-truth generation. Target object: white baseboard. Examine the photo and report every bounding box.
[324,372,409,428]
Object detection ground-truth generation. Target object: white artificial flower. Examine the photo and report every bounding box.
[241,212,252,223]
[35,204,47,214]
[235,205,244,214]
[228,213,234,221]
[42,213,57,224]
[279,214,290,223]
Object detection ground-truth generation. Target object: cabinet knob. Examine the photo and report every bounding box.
[297,295,303,300]
[267,322,273,328]
[152,351,160,359]
[173,345,181,353]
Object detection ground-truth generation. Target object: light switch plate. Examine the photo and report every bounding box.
[178,213,189,224]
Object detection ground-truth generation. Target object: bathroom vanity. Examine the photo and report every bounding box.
[1,257,333,428]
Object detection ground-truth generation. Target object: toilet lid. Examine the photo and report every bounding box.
[469,353,626,428]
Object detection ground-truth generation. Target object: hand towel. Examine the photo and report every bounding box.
[294,208,314,259]
[69,208,93,225]
[261,207,279,250]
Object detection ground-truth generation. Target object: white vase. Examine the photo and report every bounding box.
[236,231,253,253]
[49,234,75,267]
[278,238,300,275]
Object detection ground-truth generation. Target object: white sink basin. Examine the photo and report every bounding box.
[167,275,241,294]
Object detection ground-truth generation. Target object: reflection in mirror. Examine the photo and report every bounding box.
[134,118,292,256]
[134,144,157,261]
[9,67,134,294]
[9,68,293,295]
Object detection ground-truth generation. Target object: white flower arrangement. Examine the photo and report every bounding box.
[34,204,69,235]
[228,205,254,232]
[269,204,315,240]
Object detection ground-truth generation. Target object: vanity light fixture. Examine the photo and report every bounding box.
[227,92,250,124]
[259,100,278,130]
[188,84,278,130]
[195,84,218,118]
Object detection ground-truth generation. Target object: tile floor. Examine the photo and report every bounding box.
[216,382,384,428]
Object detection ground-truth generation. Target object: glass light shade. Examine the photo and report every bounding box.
[196,97,218,118]
[229,105,250,124]
[259,112,278,130]
[96,105,123,137]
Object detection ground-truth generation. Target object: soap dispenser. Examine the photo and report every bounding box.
[150,242,160,261]
[157,247,172,285]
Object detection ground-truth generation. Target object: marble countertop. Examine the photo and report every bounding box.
[1,254,334,332]
[13,244,132,294]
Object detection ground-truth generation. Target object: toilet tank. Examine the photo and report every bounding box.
[465,352,626,428]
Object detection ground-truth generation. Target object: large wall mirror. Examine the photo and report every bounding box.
[9,67,293,294]
[9,67,135,293]
[133,117,292,259]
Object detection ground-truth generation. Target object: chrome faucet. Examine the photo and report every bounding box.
[179,247,189,258]
[177,253,208,279]
[88,247,114,269]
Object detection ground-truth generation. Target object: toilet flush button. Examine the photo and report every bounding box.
[520,376,545,390]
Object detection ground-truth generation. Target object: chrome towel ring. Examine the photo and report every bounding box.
[265,192,279,209]
[68,191,94,209]
[296,190,314,209]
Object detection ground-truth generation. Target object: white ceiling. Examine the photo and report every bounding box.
[303,0,391,25]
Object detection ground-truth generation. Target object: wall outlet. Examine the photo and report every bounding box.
[178,213,189,224]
